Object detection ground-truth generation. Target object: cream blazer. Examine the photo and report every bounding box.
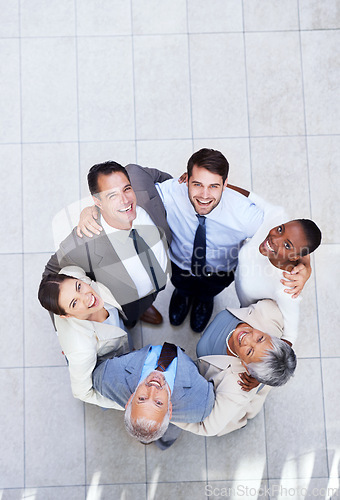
[55,266,129,409]
[174,301,284,436]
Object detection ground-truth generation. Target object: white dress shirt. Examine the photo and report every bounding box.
[156,179,264,273]
[101,206,169,298]
[235,192,301,344]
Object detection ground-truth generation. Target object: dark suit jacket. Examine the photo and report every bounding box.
[44,164,172,326]
[93,345,215,423]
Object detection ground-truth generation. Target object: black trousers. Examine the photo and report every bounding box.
[170,261,235,300]
[121,285,166,328]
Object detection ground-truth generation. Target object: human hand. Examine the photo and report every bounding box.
[76,206,102,238]
[238,372,260,392]
[281,263,311,299]
[178,172,188,184]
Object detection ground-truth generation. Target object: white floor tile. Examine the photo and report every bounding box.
[251,136,310,217]
[148,481,207,500]
[187,0,243,33]
[20,0,76,37]
[321,358,340,479]
[0,145,22,253]
[0,39,21,143]
[85,404,146,484]
[299,0,340,30]
[206,410,267,481]
[76,0,132,36]
[24,253,67,367]
[136,139,193,179]
[308,135,340,244]
[301,31,340,135]
[25,367,85,487]
[190,33,248,138]
[0,369,24,488]
[77,37,135,142]
[22,143,79,253]
[293,281,320,359]
[21,38,78,143]
[314,244,340,357]
[0,255,24,368]
[243,0,299,31]
[132,0,187,35]
[87,483,146,500]
[1,486,86,499]
[246,32,305,136]
[146,430,207,482]
[265,358,328,479]
[0,0,19,37]
[134,35,192,140]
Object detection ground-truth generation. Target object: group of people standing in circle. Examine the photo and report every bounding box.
[38,148,322,448]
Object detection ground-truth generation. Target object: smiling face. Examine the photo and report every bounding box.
[94,172,137,230]
[126,371,172,426]
[58,278,104,320]
[259,221,308,265]
[186,165,227,215]
[228,323,273,364]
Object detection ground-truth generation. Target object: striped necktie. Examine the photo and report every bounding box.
[156,342,178,372]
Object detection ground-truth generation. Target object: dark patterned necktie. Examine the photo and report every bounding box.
[129,228,164,293]
[156,342,178,372]
[191,214,206,276]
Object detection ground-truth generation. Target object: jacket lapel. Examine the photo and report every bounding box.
[124,345,151,394]
[90,231,139,304]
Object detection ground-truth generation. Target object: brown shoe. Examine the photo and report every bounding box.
[140,305,163,325]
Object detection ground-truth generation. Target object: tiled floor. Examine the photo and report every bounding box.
[1,1,339,499]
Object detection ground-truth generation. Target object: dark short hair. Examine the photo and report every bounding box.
[38,273,73,315]
[87,161,130,196]
[187,148,229,183]
[295,219,322,256]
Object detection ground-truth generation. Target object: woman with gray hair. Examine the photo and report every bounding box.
[174,299,296,437]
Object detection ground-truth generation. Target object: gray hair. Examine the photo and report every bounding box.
[247,335,297,387]
[124,398,171,444]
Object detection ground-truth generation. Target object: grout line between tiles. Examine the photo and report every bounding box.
[185,0,194,153]
[73,3,87,493]
[1,27,339,41]
[241,0,254,191]
[130,0,138,164]
[1,132,340,147]
[17,0,26,489]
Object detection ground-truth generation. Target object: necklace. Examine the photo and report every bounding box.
[226,328,239,358]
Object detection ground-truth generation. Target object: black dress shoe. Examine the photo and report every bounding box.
[190,297,214,333]
[169,289,192,326]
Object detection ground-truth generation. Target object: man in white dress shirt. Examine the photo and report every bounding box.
[75,151,264,333]
[156,149,264,332]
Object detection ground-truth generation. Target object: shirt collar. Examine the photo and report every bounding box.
[101,212,139,244]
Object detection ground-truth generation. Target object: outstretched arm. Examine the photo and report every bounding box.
[227,184,250,197]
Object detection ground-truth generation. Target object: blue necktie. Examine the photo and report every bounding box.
[191,215,206,276]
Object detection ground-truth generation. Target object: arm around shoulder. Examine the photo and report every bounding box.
[126,163,172,184]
